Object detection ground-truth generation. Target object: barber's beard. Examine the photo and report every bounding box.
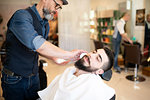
[75,55,98,72]
[43,8,55,20]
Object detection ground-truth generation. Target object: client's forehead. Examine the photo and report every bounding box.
[97,49,108,62]
[97,49,105,54]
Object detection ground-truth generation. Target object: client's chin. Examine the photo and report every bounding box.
[74,57,96,72]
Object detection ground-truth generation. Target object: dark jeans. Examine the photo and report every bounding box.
[1,72,40,100]
[112,38,121,69]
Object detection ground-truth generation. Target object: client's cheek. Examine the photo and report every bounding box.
[91,62,99,68]
[90,62,95,67]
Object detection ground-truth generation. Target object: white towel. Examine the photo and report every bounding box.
[38,67,115,100]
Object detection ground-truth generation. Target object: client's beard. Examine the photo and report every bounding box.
[43,8,55,20]
[75,55,98,72]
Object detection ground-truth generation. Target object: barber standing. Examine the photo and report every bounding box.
[112,12,133,73]
[1,0,86,100]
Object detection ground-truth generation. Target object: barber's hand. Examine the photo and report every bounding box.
[52,58,70,65]
[129,39,133,44]
[70,50,88,61]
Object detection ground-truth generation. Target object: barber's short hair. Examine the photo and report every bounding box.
[120,12,129,19]
[101,47,114,72]
[147,14,150,19]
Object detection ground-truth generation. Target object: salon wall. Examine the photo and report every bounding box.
[0,0,31,37]
[58,0,91,52]
[145,0,150,15]
[131,0,145,50]
[90,0,126,10]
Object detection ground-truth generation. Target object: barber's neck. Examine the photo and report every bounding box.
[147,20,150,24]
[36,1,44,19]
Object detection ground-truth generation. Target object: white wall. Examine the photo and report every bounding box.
[145,0,150,14]
[91,0,126,10]
[0,0,31,36]
[58,0,91,52]
[131,0,145,50]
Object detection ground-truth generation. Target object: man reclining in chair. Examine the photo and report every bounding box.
[38,47,115,100]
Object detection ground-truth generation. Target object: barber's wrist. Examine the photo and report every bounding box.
[129,39,133,44]
[68,51,79,61]
[62,51,73,60]
[63,50,87,61]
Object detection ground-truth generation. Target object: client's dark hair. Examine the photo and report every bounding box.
[101,47,114,72]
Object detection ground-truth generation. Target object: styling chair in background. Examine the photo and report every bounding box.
[123,43,145,82]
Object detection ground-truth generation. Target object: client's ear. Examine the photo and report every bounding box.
[95,69,104,75]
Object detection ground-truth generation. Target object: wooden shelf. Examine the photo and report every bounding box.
[102,34,113,36]
[102,41,112,44]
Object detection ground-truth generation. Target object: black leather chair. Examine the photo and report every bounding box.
[124,43,145,82]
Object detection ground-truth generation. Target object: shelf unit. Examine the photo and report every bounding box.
[97,17,114,49]
[97,10,120,49]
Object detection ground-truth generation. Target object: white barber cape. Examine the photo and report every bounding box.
[38,67,115,100]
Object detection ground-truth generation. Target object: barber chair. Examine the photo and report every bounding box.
[100,69,112,81]
[124,43,145,82]
[0,41,6,66]
[0,41,6,98]
[39,60,47,90]
[0,41,6,77]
